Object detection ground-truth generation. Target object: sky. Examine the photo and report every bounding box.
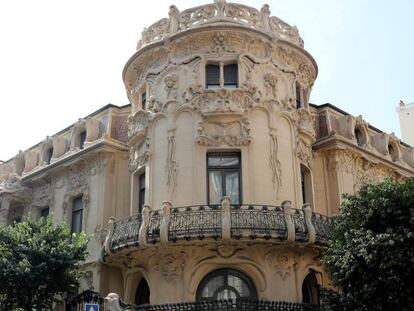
[0,0,413,161]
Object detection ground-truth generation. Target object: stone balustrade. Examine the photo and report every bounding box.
[136,0,304,50]
[103,198,333,257]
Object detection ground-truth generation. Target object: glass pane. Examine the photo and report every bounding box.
[225,172,239,204]
[228,275,250,297]
[73,196,83,211]
[202,275,224,298]
[208,155,239,167]
[209,171,223,204]
[72,210,83,234]
[206,65,220,89]
[223,64,238,87]
[217,288,238,300]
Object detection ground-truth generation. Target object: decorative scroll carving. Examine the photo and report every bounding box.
[211,32,233,54]
[196,118,252,147]
[296,138,313,168]
[269,129,282,198]
[166,130,178,191]
[129,138,151,172]
[293,108,316,141]
[136,1,303,50]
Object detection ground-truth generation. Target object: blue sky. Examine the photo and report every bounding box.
[0,0,413,161]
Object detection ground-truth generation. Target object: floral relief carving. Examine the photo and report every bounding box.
[152,251,185,282]
[196,118,252,147]
[269,129,282,198]
[32,183,51,208]
[296,138,313,168]
[127,110,149,140]
[166,130,178,192]
[293,108,316,140]
[211,32,234,54]
[265,250,294,281]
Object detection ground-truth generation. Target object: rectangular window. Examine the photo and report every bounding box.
[296,82,302,109]
[71,196,83,234]
[206,63,238,89]
[47,148,53,164]
[79,131,87,149]
[41,207,49,218]
[223,64,238,88]
[206,64,220,89]
[207,153,241,205]
[138,173,145,213]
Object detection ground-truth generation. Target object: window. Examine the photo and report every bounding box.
[141,92,147,110]
[206,63,238,89]
[79,131,87,149]
[354,127,365,146]
[46,147,53,164]
[196,269,257,302]
[388,143,398,162]
[135,278,150,306]
[71,196,83,234]
[138,173,145,213]
[296,82,302,109]
[302,273,320,305]
[40,207,49,218]
[207,153,241,205]
[300,164,313,205]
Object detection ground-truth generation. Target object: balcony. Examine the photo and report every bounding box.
[103,199,333,257]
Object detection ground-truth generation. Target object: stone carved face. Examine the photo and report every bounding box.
[164,75,177,88]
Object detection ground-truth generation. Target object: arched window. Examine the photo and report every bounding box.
[46,147,53,164]
[300,164,313,205]
[388,143,399,162]
[354,127,366,146]
[79,130,87,149]
[135,278,150,306]
[302,273,320,305]
[196,269,257,302]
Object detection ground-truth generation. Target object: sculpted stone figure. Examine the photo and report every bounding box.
[164,75,178,99]
[168,5,180,34]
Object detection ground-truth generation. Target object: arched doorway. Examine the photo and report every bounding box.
[302,273,319,305]
[135,278,150,306]
[196,268,257,302]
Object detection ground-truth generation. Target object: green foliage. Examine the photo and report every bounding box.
[323,178,414,311]
[0,214,89,311]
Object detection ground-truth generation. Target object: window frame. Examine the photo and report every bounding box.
[196,268,257,302]
[71,195,84,234]
[205,61,239,89]
[138,172,146,213]
[79,130,87,150]
[206,152,242,205]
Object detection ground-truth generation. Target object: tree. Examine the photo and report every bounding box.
[0,214,89,311]
[323,178,414,311]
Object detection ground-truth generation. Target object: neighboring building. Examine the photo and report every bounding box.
[397,100,414,146]
[1,1,414,310]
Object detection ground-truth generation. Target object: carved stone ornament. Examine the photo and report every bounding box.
[0,174,32,204]
[264,73,278,98]
[129,138,151,172]
[293,108,316,141]
[269,129,282,198]
[213,244,243,258]
[32,183,51,207]
[166,130,178,191]
[164,74,179,99]
[211,32,233,54]
[127,110,149,141]
[152,251,185,282]
[63,162,89,217]
[136,1,304,50]
[196,117,252,147]
[296,138,313,168]
[265,250,294,281]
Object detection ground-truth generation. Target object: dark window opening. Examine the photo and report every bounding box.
[138,173,145,213]
[196,269,257,302]
[388,144,398,162]
[71,196,83,234]
[207,153,241,205]
[41,207,49,218]
[79,131,87,149]
[141,92,147,110]
[300,164,312,205]
[302,273,320,305]
[206,65,220,89]
[355,128,364,146]
[13,217,22,224]
[296,82,302,109]
[135,278,150,306]
[223,64,238,88]
[46,147,53,164]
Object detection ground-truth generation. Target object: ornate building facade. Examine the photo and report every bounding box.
[1,1,413,309]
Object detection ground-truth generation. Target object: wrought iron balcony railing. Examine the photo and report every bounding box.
[104,198,333,256]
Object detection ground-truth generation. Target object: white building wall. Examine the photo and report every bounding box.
[397,102,414,146]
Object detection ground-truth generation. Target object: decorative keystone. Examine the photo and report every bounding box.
[221,197,231,241]
[104,293,123,311]
[139,205,151,247]
[302,203,316,244]
[104,217,116,255]
[160,201,173,246]
[282,200,295,242]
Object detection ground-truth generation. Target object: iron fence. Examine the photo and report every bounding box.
[66,290,104,311]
